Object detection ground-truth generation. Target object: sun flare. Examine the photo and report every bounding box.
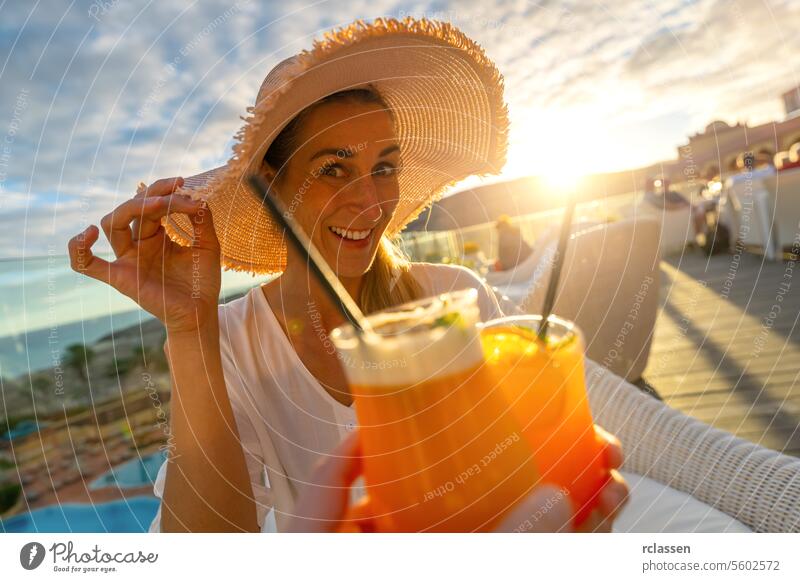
[502,109,591,195]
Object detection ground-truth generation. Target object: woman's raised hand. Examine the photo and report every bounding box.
[67,177,222,333]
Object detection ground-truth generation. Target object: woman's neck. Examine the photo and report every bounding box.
[268,263,363,333]
[261,261,361,407]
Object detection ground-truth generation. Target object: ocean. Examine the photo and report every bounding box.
[0,254,269,378]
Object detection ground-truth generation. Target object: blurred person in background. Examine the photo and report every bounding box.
[494,214,533,271]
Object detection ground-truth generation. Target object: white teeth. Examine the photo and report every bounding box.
[329,226,371,240]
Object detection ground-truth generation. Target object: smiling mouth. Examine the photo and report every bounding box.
[328,225,373,241]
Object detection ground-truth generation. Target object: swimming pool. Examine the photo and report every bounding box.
[0,496,159,533]
[1,419,45,441]
[90,450,166,490]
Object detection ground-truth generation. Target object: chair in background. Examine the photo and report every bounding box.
[621,202,693,257]
[718,167,778,259]
[519,217,661,383]
[486,220,603,305]
[763,167,800,256]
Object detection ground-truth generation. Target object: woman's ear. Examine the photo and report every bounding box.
[258,161,289,201]
[259,160,278,184]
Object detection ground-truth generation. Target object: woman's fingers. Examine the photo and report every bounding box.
[132,177,184,241]
[68,225,113,284]
[596,469,629,523]
[189,200,219,250]
[287,431,363,533]
[100,206,134,258]
[494,485,574,532]
[576,509,613,533]
[595,424,623,469]
[571,471,627,533]
[102,194,203,253]
[133,177,184,200]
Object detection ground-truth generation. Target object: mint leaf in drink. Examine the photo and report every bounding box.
[433,311,464,329]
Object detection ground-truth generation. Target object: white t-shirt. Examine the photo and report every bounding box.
[148,262,503,532]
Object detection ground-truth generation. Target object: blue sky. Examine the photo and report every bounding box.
[1,0,799,257]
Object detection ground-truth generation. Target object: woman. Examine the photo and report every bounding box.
[67,17,628,532]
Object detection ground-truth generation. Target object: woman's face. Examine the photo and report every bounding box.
[263,100,401,278]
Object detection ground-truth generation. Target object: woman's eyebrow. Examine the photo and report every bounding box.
[308,144,400,161]
[309,147,347,161]
[378,144,400,157]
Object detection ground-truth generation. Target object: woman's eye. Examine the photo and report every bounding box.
[318,163,346,178]
[373,162,400,177]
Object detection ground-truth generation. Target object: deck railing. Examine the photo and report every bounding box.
[397,190,642,265]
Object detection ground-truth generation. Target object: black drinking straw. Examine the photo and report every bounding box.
[537,193,577,342]
[246,174,371,334]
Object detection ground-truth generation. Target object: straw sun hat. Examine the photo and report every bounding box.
[160,16,509,274]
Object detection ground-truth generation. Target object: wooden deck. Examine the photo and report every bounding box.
[643,251,800,457]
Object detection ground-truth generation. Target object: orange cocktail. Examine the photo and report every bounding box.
[331,289,540,532]
[480,315,609,526]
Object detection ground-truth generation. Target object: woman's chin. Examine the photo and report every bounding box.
[331,260,373,280]
[324,248,377,280]
[321,234,380,279]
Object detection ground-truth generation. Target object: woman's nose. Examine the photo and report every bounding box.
[346,175,384,223]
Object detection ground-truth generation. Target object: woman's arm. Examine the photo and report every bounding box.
[160,313,260,532]
[67,177,259,532]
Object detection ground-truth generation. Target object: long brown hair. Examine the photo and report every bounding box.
[262,88,422,314]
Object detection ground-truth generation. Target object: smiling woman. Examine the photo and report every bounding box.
[66,16,629,534]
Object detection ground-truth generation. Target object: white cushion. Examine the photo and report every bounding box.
[613,471,751,532]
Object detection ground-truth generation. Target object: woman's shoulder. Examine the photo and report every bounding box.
[216,285,273,350]
[218,286,261,324]
[408,261,485,290]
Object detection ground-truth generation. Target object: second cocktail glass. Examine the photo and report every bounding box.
[479,314,609,526]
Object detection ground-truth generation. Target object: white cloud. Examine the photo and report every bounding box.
[1,0,799,256]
